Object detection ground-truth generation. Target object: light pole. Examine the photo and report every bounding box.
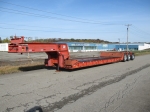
[118,38,120,51]
[125,24,132,51]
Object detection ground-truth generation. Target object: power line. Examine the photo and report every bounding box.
[0,8,94,24]
[0,26,59,32]
[0,0,102,22]
[0,26,124,33]
[0,23,125,32]
[130,26,150,40]
[130,31,149,39]
[0,8,120,25]
[0,23,58,29]
[0,6,123,25]
[132,25,150,35]
[129,26,150,42]
[0,0,129,26]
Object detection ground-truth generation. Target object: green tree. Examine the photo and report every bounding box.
[0,37,2,43]
[10,36,13,39]
[2,37,10,43]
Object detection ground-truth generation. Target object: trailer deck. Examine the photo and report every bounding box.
[64,56,123,69]
[8,36,135,70]
[71,57,117,61]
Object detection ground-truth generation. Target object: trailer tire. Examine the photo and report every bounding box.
[123,54,127,62]
[127,54,130,61]
[131,54,135,60]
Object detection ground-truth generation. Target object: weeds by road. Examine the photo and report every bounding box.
[0,62,44,75]
[133,49,150,56]
[0,49,150,75]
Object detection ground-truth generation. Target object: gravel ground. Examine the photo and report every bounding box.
[0,52,47,61]
[0,54,150,112]
[0,51,100,66]
[0,52,47,66]
[0,51,100,61]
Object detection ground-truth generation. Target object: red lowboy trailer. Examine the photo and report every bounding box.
[8,36,135,70]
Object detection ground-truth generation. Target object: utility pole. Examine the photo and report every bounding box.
[125,24,132,51]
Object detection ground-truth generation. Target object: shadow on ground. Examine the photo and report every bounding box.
[19,61,122,72]
[19,65,55,71]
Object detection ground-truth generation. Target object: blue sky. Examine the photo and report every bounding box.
[0,0,150,42]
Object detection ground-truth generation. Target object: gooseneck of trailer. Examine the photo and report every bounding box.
[8,36,135,70]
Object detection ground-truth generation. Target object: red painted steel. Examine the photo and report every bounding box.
[10,36,24,44]
[8,36,134,70]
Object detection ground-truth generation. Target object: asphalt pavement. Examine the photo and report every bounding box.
[0,54,150,112]
[0,51,100,66]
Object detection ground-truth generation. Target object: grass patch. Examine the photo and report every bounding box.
[0,63,45,75]
[132,49,150,56]
[0,49,150,75]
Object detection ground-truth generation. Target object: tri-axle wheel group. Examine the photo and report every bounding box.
[123,53,135,62]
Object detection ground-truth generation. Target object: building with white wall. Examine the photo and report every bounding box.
[138,43,150,50]
[67,42,150,52]
[0,42,150,52]
[0,43,8,51]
